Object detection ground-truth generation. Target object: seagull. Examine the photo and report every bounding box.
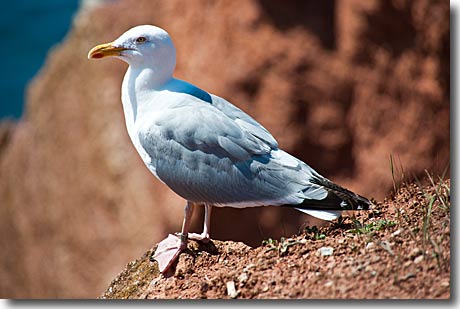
[88,25,371,274]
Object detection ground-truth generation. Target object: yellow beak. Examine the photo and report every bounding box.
[87,42,129,59]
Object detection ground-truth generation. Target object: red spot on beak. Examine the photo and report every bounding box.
[92,53,104,59]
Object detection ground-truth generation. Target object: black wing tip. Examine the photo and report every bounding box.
[350,194,372,210]
[307,174,372,211]
[290,193,371,212]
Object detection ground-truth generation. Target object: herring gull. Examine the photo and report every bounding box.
[88,25,371,274]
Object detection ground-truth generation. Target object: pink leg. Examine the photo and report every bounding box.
[188,204,212,242]
[153,201,195,274]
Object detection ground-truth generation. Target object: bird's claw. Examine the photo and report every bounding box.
[187,232,210,243]
[152,233,187,274]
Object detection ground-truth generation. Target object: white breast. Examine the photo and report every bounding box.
[121,73,160,179]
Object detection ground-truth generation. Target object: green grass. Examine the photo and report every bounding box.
[389,153,406,193]
[305,226,326,240]
[418,170,450,272]
[348,219,397,235]
[262,236,304,256]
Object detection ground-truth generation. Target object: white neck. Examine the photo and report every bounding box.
[121,66,173,125]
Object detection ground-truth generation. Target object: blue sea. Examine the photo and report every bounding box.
[0,0,79,120]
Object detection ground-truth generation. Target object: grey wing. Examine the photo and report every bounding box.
[138,100,315,206]
[209,94,279,150]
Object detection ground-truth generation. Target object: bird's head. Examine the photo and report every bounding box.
[88,25,176,75]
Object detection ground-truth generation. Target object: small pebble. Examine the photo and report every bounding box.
[441,281,450,288]
[414,255,424,264]
[238,272,249,285]
[366,242,375,250]
[317,247,334,257]
[243,264,256,272]
[410,248,422,258]
[401,273,416,281]
[226,281,238,298]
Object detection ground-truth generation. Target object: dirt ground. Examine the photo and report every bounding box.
[100,176,450,299]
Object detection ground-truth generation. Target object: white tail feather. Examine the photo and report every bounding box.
[296,209,342,221]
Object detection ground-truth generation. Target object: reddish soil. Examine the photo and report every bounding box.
[101,177,450,299]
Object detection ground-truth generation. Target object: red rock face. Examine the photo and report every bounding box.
[0,0,449,298]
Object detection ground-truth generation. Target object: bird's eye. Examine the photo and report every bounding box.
[136,36,146,43]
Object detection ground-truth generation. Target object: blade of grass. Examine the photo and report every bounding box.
[390,153,397,193]
[423,195,435,244]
